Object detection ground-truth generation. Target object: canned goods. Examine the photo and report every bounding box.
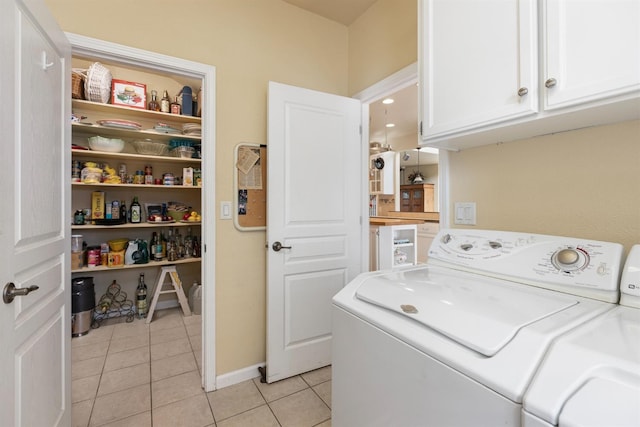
[87,247,101,267]
[72,161,82,182]
[163,173,175,186]
[133,170,145,185]
[144,175,154,185]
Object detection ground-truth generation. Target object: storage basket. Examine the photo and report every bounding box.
[84,62,112,104]
[71,69,85,99]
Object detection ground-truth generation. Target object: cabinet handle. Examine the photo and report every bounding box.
[545,78,557,88]
[517,87,528,97]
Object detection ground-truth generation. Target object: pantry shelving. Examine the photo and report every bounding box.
[72,257,200,273]
[68,30,217,391]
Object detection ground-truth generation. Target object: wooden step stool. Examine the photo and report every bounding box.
[146,266,192,323]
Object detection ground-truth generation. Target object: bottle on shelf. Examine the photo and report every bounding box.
[160,90,171,113]
[193,236,201,258]
[160,231,167,259]
[170,96,181,114]
[130,196,142,223]
[120,200,127,224]
[150,232,159,260]
[148,89,160,112]
[136,273,148,319]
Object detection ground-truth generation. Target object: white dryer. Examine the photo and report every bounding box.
[332,229,624,427]
[523,244,640,427]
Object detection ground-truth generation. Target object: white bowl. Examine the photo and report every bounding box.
[88,136,125,153]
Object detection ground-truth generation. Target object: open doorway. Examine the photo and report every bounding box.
[355,63,440,218]
[354,63,445,271]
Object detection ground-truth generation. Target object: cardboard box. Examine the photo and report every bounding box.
[92,191,105,220]
[183,167,194,186]
[108,250,125,267]
[71,251,84,270]
[111,79,146,109]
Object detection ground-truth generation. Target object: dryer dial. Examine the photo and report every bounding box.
[551,248,589,272]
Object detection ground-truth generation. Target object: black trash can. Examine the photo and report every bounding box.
[71,277,95,337]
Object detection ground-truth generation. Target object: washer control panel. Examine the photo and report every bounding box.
[427,229,624,299]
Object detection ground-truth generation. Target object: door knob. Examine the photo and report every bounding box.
[272,241,292,252]
[3,282,39,304]
[517,87,528,96]
[545,78,557,88]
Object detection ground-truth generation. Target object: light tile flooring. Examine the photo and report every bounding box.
[72,308,332,427]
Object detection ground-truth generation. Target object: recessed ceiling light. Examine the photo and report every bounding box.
[385,123,395,128]
[382,98,394,104]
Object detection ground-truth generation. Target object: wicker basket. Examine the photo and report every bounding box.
[84,62,112,104]
[71,69,85,99]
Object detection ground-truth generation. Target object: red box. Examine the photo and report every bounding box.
[111,79,147,109]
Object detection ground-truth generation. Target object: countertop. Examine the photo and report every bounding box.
[369,218,426,226]
[369,212,440,226]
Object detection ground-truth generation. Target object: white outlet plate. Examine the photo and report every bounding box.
[454,202,476,225]
[220,201,232,220]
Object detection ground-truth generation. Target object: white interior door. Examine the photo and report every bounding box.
[0,0,71,425]
[266,81,362,383]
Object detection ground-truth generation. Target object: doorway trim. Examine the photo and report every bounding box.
[353,62,450,242]
[66,33,217,391]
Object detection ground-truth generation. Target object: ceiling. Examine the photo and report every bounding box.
[281,0,438,166]
[281,0,378,25]
[369,84,439,166]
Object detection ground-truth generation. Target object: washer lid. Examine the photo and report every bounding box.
[355,267,578,356]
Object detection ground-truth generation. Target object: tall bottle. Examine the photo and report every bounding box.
[120,200,127,224]
[160,231,167,259]
[160,90,171,113]
[192,236,201,258]
[130,196,142,223]
[150,232,159,260]
[136,273,148,319]
[148,90,160,112]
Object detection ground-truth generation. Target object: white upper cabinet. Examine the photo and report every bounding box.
[543,0,640,110]
[419,0,640,150]
[420,0,538,139]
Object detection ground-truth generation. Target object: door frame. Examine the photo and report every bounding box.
[353,62,450,244]
[66,33,218,391]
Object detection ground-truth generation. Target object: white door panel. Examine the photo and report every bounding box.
[1,0,71,425]
[266,82,362,383]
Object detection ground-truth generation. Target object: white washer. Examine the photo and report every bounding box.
[523,245,640,427]
[332,229,624,427]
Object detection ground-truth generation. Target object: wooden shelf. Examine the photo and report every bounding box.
[71,148,202,164]
[72,222,200,230]
[72,182,201,190]
[72,99,201,124]
[71,257,201,273]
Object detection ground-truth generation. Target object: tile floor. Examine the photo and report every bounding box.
[72,308,332,427]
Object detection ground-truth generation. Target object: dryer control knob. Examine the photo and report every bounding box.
[552,248,588,272]
[557,249,579,265]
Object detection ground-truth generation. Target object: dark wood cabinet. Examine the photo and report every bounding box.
[400,184,435,212]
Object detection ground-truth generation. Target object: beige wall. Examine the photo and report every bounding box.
[348,0,417,95]
[448,120,640,253]
[46,0,349,375]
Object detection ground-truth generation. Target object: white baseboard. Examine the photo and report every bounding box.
[215,362,265,390]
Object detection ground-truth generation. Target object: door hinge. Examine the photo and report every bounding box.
[419,121,423,136]
[359,124,362,136]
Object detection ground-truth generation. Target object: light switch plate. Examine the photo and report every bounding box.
[220,201,232,220]
[454,202,476,225]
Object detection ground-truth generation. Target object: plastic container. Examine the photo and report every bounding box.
[71,277,95,337]
[71,235,83,252]
[189,282,202,315]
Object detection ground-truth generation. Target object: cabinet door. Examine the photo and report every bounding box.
[420,0,538,140]
[543,0,640,110]
[411,189,423,212]
[400,189,412,212]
